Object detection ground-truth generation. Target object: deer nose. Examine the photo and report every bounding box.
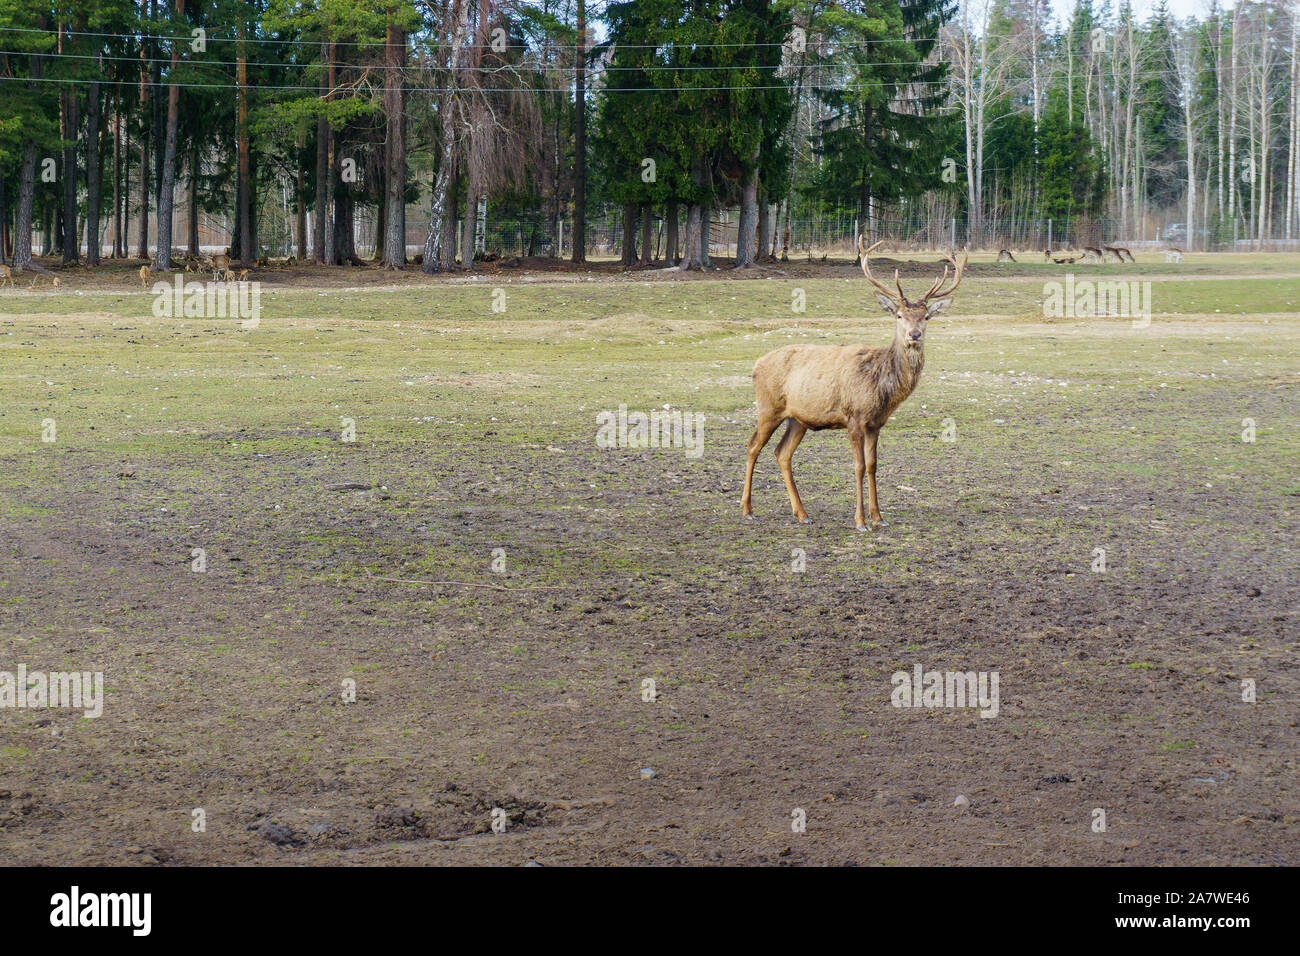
[909,330,922,341]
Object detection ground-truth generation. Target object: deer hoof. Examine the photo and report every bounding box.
[796,517,811,524]
[856,524,869,532]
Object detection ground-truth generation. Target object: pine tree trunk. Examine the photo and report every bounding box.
[0,170,7,265]
[639,205,652,264]
[619,204,636,265]
[735,156,759,268]
[86,78,102,265]
[62,91,80,264]
[373,182,386,262]
[700,204,711,267]
[570,0,586,263]
[680,204,702,270]
[314,39,330,263]
[113,98,122,258]
[382,19,407,268]
[137,79,150,259]
[236,24,251,265]
[15,141,37,268]
[0,173,7,265]
[666,202,678,265]
[188,143,200,257]
[314,114,330,261]
[329,133,358,267]
[334,179,359,265]
[295,134,306,260]
[156,2,185,271]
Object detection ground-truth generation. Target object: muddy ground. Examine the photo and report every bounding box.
[0,261,1295,865]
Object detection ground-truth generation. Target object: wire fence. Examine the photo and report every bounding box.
[353,210,1236,260]
[51,201,1287,262]
[353,212,1138,261]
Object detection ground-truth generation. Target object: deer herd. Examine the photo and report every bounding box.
[139,253,263,286]
[1001,244,1155,264]
[1,252,269,291]
[0,264,60,289]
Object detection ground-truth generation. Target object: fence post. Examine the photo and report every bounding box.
[1047,219,1052,251]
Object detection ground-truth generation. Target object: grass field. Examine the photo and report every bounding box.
[0,252,1296,865]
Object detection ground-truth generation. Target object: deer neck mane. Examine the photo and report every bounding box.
[886,327,925,402]
[857,328,924,423]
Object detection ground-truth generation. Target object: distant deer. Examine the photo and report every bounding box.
[1104,245,1135,262]
[1164,247,1183,263]
[1082,246,1104,262]
[997,249,1016,262]
[0,265,14,288]
[139,264,151,288]
[208,254,231,281]
[742,239,966,530]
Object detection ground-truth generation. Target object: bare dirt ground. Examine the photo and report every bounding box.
[0,258,1296,866]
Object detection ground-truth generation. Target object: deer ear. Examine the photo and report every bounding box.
[926,298,951,318]
[875,292,899,316]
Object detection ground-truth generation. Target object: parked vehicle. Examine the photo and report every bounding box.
[1163,223,1209,243]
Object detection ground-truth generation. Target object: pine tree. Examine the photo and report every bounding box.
[804,0,955,235]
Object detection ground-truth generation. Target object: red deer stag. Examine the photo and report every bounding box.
[741,239,966,530]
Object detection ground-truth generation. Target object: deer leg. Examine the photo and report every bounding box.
[774,418,809,522]
[742,410,784,517]
[849,424,868,529]
[865,428,883,526]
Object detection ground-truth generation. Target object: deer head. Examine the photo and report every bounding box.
[858,238,965,350]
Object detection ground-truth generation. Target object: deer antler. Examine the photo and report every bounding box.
[919,265,950,301]
[858,238,903,304]
[923,252,966,302]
